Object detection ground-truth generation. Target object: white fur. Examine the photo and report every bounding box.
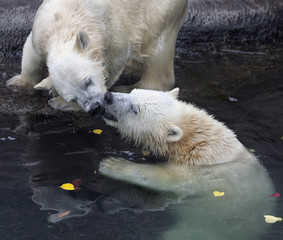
[99,89,275,239]
[102,88,246,165]
[6,0,188,111]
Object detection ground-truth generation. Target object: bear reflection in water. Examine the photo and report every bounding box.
[99,88,276,240]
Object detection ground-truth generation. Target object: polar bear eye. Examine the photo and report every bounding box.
[130,104,140,114]
[84,77,93,89]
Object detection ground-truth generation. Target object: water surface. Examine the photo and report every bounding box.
[0,44,283,239]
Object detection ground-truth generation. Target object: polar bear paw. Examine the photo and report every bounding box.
[34,77,57,96]
[6,75,36,94]
[48,96,82,112]
[99,157,132,179]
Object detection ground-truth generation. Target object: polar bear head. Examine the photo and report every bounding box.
[48,31,107,112]
[101,88,246,165]
[102,88,185,155]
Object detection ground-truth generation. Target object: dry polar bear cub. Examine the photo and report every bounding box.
[7,0,188,113]
[99,89,275,239]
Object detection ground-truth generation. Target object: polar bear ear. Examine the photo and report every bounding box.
[167,125,183,142]
[75,30,90,51]
[168,88,179,99]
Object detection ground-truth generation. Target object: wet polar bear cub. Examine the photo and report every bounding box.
[99,89,275,240]
[6,0,188,112]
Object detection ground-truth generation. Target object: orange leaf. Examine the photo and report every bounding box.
[58,210,71,218]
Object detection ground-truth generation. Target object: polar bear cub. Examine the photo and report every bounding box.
[6,0,188,113]
[99,89,275,240]
[99,88,272,192]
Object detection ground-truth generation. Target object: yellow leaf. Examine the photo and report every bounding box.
[213,191,225,197]
[249,149,256,153]
[281,136,283,141]
[264,215,282,223]
[93,129,103,135]
[60,183,75,191]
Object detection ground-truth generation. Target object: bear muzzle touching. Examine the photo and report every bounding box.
[88,91,116,118]
[104,92,114,105]
[88,102,104,117]
[94,91,118,121]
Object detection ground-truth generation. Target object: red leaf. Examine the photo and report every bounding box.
[72,178,82,191]
[270,192,280,197]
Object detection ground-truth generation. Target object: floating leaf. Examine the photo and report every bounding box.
[58,210,71,218]
[264,215,282,223]
[270,192,280,197]
[94,170,97,175]
[249,149,256,153]
[213,191,225,197]
[60,183,75,191]
[93,129,103,135]
[142,150,150,156]
[281,136,283,141]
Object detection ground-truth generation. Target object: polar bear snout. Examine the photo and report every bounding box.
[88,102,104,117]
[104,92,113,105]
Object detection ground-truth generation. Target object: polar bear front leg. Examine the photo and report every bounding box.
[99,157,181,192]
[34,76,57,96]
[6,33,46,93]
[134,28,178,91]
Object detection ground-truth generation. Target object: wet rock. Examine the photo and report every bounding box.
[0,0,42,57]
[0,0,282,56]
[180,0,283,46]
[2,72,8,79]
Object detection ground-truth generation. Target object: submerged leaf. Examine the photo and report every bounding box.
[72,179,82,191]
[213,191,225,197]
[60,183,75,191]
[270,192,280,197]
[264,215,282,223]
[93,129,103,135]
[58,210,71,218]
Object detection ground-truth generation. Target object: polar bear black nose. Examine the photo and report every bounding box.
[104,92,113,104]
[89,102,104,116]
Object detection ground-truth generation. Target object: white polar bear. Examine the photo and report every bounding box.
[99,89,276,240]
[6,0,188,113]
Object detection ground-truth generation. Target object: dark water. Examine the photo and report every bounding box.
[0,44,283,239]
